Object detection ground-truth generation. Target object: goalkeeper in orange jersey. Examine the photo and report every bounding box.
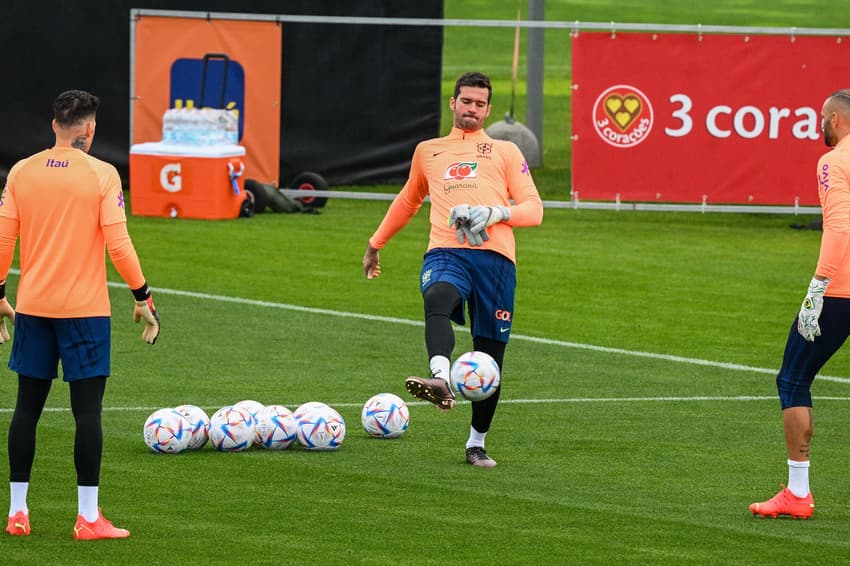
[750,90,850,520]
[0,90,159,539]
[363,72,543,467]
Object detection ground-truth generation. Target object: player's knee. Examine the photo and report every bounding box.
[776,374,813,409]
[423,282,461,317]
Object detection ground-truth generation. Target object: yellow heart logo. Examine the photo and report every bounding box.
[604,94,642,131]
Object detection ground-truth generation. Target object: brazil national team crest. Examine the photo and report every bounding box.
[592,84,654,148]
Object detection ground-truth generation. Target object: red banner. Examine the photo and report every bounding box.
[571,32,850,205]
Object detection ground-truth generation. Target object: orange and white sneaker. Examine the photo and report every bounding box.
[749,486,814,519]
[73,508,130,540]
[6,511,30,536]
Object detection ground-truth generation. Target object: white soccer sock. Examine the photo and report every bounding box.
[787,459,810,498]
[9,482,29,516]
[429,355,451,384]
[466,426,487,449]
[78,486,99,522]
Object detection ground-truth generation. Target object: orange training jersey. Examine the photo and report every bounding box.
[369,127,543,264]
[815,134,850,298]
[0,147,140,317]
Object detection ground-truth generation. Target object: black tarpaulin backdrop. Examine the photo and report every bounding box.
[0,1,443,186]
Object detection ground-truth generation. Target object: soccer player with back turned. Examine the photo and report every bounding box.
[0,90,160,538]
[750,90,850,519]
[363,72,543,467]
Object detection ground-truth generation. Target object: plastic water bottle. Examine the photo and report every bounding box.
[185,108,202,146]
[161,109,176,144]
[223,110,239,145]
[172,108,186,144]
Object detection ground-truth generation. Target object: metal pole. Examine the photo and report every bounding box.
[527,0,544,162]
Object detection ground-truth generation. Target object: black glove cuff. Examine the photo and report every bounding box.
[131,283,151,302]
[0,281,5,300]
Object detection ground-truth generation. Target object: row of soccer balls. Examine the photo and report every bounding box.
[143,350,501,454]
[144,395,407,453]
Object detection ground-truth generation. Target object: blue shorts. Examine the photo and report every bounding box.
[420,248,516,343]
[9,314,111,381]
[776,296,850,408]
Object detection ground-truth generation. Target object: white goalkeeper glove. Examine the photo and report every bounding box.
[0,295,14,344]
[468,205,511,234]
[797,277,829,342]
[448,204,485,247]
[134,295,160,345]
[449,204,471,244]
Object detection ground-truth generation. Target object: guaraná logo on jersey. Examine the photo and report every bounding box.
[444,162,478,181]
[592,85,654,148]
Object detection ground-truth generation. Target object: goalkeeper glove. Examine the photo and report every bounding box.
[797,276,829,342]
[132,284,160,345]
[449,204,471,244]
[0,281,14,344]
[0,298,14,344]
[468,205,511,234]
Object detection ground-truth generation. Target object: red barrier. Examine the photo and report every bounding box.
[571,32,850,205]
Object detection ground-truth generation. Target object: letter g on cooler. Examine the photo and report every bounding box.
[160,163,182,192]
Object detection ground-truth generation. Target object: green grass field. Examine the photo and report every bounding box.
[3,202,850,564]
[5,2,850,564]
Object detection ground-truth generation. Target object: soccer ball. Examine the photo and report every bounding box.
[233,399,265,422]
[296,404,346,450]
[143,408,192,454]
[361,393,410,438]
[174,404,210,450]
[293,401,330,423]
[254,404,298,450]
[208,405,256,452]
[450,351,501,401]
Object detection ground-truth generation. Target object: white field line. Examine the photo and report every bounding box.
[106,280,850,385]
[3,396,850,415]
[3,274,848,413]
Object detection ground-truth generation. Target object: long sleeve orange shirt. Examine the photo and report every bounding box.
[0,147,145,317]
[369,127,543,264]
[815,135,850,297]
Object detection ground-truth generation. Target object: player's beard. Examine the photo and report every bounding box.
[823,121,837,147]
[456,114,482,132]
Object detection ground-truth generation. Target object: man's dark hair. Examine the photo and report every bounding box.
[454,72,492,102]
[53,90,99,128]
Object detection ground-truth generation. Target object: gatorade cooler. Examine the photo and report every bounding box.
[129,142,246,219]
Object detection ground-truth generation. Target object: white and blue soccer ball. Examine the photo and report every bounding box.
[293,401,330,423]
[143,408,192,454]
[450,351,501,401]
[254,404,298,450]
[233,399,266,423]
[296,404,346,450]
[361,393,410,438]
[208,405,256,452]
[174,404,210,450]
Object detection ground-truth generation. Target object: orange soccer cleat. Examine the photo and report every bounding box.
[750,486,814,519]
[6,511,30,536]
[73,508,130,540]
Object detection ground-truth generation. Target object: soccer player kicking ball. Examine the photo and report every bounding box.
[363,72,543,467]
[750,90,850,520]
[1,90,160,539]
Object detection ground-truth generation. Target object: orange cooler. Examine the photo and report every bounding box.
[129,142,246,219]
